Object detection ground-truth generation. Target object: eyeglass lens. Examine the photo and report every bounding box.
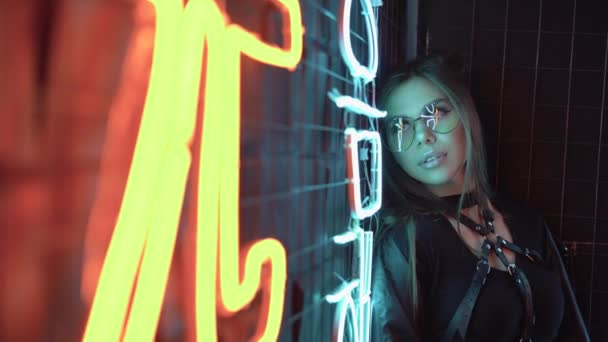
[384,100,459,152]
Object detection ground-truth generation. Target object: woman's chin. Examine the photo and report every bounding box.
[418,170,464,191]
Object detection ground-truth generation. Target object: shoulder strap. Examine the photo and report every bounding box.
[440,239,492,342]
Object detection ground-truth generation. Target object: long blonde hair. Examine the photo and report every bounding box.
[375,53,495,328]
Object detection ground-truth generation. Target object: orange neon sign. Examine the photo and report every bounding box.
[82,0,303,341]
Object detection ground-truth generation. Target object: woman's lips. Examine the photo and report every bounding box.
[419,152,447,168]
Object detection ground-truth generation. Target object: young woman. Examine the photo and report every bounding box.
[371,55,589,342]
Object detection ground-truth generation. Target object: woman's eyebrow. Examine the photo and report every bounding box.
[391,97,448,118]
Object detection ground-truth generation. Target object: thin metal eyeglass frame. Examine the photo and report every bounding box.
[383,98,458,152]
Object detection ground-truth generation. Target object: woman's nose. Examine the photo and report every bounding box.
[414,120,436,145]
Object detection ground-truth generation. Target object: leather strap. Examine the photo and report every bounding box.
[497,236,544,263]
[441,239,492,342]
[441,208,541,342]
[495,246,535,341]
[447,208,493,235]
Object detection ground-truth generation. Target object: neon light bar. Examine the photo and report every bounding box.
[344,128,382,220]
[326,279,361,304]
[329,286,361,342]
[333,230,359,244]
[328,88,387,118]
[326,227,374,342]
[338,0,379,83]
[357,230,374,342]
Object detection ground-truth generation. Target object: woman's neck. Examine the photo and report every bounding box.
[426,164,468,196]
[430,182,472,198]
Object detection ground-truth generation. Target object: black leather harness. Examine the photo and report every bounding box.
[440,206,542,342]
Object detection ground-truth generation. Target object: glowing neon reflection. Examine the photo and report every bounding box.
[333,230,358,245]
[82,0,303,341]
[357,230,374,342]
[330,0,381,339]
[326,227,374,342]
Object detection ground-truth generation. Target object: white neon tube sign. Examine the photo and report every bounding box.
[327,0,381,340]
[326,227,374,342]
[338,0,379,83]
[344,128,382,220]
[328,89,387,118]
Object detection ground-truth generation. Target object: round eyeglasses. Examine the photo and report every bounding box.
[382,98,460,152]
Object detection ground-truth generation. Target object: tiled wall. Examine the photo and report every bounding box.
[423,0,608,340]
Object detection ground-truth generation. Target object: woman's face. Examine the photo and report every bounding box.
[384,76,467,196]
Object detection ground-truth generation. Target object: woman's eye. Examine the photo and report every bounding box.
[436,107,451,117]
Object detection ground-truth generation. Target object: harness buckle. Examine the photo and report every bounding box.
[507,264,517,276]
[525,248,536,262]
[476,259,491,275]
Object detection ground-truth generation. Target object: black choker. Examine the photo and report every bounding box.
[441,192,477,209]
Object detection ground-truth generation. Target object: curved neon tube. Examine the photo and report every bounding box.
[344,128,382,220]
[83,0,303,341]
[338,0,379,83]
[328,88,387,118]
[326,228,374,342]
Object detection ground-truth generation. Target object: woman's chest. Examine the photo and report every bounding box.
[423,239,564,341]
[444,210,517,271]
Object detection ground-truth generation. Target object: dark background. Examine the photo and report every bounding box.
[420,0,608,340]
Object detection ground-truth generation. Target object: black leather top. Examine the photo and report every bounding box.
[371,194,590,341]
